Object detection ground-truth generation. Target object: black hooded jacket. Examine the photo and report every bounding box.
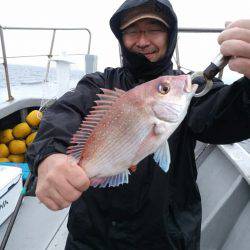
[27,0,250,249]
[110,0,178,81]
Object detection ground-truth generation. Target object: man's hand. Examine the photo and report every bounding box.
[218,19,250,79]
[36,154,90,211]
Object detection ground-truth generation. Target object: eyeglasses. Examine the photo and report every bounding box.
[122,28,167,39]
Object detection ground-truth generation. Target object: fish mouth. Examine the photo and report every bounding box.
[184,75,198,94]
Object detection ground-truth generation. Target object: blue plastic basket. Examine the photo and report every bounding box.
[0,162,30,180]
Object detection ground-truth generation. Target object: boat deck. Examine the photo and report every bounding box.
[0,198,69,250]
[0,141,250,250]
[199,144,250,250]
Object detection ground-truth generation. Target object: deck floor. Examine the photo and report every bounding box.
[1,142,250,249]
[0,197,69,250]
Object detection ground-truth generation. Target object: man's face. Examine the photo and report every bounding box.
[122,19,168,62]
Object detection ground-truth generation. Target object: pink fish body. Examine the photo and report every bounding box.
[67,75,197,187]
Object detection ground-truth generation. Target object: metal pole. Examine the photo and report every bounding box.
[118,44,123,66]
[44,29,56,82]
[178,27,223,33]
[85,28,91,54]
[175,37,181,71]
[0,26,14,101]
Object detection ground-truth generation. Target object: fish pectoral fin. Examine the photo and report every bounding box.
[154,122,167,135]
[153,140,171,173]
[91,169,130,188]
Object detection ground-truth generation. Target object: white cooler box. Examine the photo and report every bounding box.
[0,165,23,226]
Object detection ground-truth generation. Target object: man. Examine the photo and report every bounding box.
[27,0,250,249]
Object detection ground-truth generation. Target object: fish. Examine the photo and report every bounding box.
[67,75,198,188]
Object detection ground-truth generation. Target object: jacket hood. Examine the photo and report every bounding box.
[110,0,178,81]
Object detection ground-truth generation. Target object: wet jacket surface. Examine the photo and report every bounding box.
[27,0,250,249]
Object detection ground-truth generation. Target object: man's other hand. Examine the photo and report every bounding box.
[218,19,250,79]
[36,154,90,211]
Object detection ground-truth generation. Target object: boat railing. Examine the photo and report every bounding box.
[1,26,224,102]
[0,26,92,101]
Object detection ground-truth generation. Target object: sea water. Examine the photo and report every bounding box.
[0,64,84,87]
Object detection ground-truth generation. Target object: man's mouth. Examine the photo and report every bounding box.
[136,49,157,55]
[142,50,156,55]
[144,52,155,56]
[134,49,158,61]
[143,52,156,60]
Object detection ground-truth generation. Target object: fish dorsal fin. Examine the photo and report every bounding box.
[94,100,114,106]
[114,88,126,95]
[67,88,125,161]
[153,140,171,173]
[91,169,130,188]
[100,87,125,97]
[96,94,118,101]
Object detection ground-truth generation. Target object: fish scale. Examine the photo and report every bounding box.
[89,118,151,176]
[82,104,149,174]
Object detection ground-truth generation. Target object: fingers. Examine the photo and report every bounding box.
[47,188,71,210]
[220,40,250,78]
[228,57,250,78]
[227,19,250,30]
[67,167,90,193]
[218,27,250,44]
[65,156,90,192]
[218,19,250,45]
[40,197,61,211]
[36,175,71,210]
[217,19,250,78]
[220,39,250,58]
[52,177,83,203]
[36,154,90,211]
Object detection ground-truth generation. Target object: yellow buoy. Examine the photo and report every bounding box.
[9,140,27,154]
[0,157,10,162]
[26,132,37,146]
[0,129,14,144]
[0,143,10,158]
[26,110,43,127]
[12,122,32,139]
[8,154,25,163]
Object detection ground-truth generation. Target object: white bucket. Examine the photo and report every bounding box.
[0,166,22,226]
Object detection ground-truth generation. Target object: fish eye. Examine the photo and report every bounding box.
[157,83,170,95]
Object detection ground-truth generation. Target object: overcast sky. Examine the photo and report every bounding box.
[1,0,250,80]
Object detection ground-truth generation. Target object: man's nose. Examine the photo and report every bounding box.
[136,33,151,47]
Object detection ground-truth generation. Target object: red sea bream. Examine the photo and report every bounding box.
[67,75,198,187]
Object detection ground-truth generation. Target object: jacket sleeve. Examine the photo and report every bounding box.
[26,73,105,175]
[187,77,250,144]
